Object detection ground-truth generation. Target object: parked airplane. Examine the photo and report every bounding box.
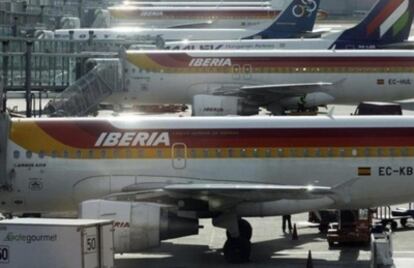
[107,0,290,29]
[119,1,274,7]
[43,0,320,42]
[120,49,414,115]
[3,113,414,262]
[164,0,414,50]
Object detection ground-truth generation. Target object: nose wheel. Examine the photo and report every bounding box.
[223,218,252,263]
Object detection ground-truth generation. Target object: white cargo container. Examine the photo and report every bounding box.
[0,218,114,268]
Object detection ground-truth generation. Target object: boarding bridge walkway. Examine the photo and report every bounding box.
[44,59,121,117]
[0,36,155,92]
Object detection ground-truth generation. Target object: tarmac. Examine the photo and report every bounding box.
[115,210,414,268]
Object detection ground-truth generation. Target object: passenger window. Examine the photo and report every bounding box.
[327,148,333,157]
[63,150,69,158]
[203,149,209,158]
[26,150,32,159]
[190,149,196,158]
[88,150,94,158]
[265,148,271,157]
[156,149,163,158]
[76,150,82,158]
[315,149,320,157]
[240,148,246,157]
[216,149,222,157]
[401,148,408,157]
[126,149,131,158]
[352,149,358,157]
[253,148,259,157]
[51,150,57,158]
[13,150,19,159]
[138,149,144,158]
[100,150,106,158]
[339,148,345,157]
[303,149,309,157]
[277,148,284,157]
[376,148,382,157]
[39,150,45,159]
[228,148,233,158]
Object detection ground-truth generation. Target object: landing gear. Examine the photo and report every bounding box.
[223,236,251,263]
[400,218,408,228]
[226,219,252,240]
[223,218,252,263]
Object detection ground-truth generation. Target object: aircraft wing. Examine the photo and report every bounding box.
[215,81,333,98]
[164,183,332,203]
[168,21,214,29]
[239,82,333,96]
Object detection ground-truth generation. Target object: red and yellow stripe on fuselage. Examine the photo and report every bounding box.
[10,118,414,160]
[125,51,414,74]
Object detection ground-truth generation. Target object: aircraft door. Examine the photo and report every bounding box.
[172,143,187,169]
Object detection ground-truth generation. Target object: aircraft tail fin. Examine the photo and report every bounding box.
[255,0,320,38]
[336,0,414,46]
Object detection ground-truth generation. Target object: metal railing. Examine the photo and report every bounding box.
[45,59,121,116]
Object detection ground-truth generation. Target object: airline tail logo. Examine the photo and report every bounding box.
[189,58,232,67]
[292,0,317,18]
[95,132,170,147]
[367,0,411,37]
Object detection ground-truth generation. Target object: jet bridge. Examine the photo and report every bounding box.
[44,58,122,116]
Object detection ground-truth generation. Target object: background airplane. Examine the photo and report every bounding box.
[3,113,414,262]
[44,0,320,42]
[118,1,275,7]
[106,0,290,29]
[164,0,414,50]
[120,49,414,115]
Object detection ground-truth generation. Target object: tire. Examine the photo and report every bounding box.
[319,224,329,234]
[223,237,251,263]
[238,219,252,240]
[226,219,252,240]
[400,218,408,228]
[391,221,398,231]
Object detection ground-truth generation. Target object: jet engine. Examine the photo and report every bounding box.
[192,95,259,116]
[279,92,335,110]
[79,200,199,253]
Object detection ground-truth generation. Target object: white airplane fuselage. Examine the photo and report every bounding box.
[108,6,281,29]
[121,1,273,7]
[164,32,345,50]
[52,26,275,42]
[3,116,414,216]
[117,50,414,108]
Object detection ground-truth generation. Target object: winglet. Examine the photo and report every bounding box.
[332,0,414,48]
[253,0,321,39]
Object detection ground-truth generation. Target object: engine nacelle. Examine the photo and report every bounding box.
[280,92,335,109]
[79,200,199,253]
[192,95,259,116]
